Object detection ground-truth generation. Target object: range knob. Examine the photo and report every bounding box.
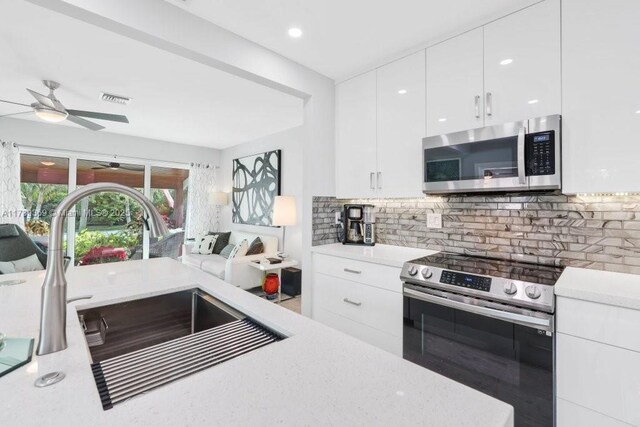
[407,265,418,276]
[421,268,433,279]
[525,285,542,299]
[503,282,518,295]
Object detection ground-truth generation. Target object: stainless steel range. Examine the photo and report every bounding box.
[401,253,564,427]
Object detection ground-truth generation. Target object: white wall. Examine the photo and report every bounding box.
[0,117,220,165]
[219,127,303,263]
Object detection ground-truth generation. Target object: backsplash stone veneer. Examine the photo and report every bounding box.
[312,194,640,274]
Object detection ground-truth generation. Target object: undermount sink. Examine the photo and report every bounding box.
[77,288,284,409]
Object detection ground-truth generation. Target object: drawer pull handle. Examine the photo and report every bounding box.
[343,298,362,307]
[343,268,362,274]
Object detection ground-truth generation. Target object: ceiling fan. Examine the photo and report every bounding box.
[91,162,144,172]
[0,80,129,131]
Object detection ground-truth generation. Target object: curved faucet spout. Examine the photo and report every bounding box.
[36,183,170,356]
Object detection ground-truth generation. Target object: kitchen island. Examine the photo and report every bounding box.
[0,258,513,426]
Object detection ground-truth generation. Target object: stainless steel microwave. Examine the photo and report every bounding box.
[422,114,561,194]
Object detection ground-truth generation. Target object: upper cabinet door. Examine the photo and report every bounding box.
[562,0,640,194]
[335,70,378,198]
[426,28,484,137]
[484,0,561,125]
[377,50,426,198]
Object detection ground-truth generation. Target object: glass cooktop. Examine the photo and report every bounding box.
[408,252,565,285]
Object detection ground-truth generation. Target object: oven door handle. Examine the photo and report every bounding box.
[403,287,553,331]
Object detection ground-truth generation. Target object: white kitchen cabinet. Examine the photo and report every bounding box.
[376,50,425,197]
[311,253,403,356]
[426,28,484,136]
[484,0,561,126]
[562,0,640,194]
[335,70,377,198]
[425,0,560,136]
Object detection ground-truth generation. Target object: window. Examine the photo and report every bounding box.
[19,154,69,250]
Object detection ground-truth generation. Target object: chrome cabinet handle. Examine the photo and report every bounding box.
[343,298,362,307]
[486,92,493,117]
[370,172,375,189]
[343,268,362,274]
[474,95,481,118]
[517,126,526,184]
[377,172,382,189]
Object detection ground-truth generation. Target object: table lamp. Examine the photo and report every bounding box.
[210,191,228,231]
[272,195,296,259]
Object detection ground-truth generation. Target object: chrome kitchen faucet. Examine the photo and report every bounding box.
[36,183,169,356]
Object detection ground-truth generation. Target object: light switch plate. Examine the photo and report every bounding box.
[427,213,442,229]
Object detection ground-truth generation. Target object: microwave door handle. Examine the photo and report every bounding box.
[518,126,526,185]
[403,287,553,331]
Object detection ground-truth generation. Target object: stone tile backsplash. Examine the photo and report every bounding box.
[312,194,640,274]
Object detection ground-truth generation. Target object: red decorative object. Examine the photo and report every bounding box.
[262,273,280,298]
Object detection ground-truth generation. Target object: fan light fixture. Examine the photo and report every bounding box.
[34,107,68,123]
[40,161,56,166]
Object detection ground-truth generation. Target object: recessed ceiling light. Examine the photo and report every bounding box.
[635,110,640,114]
[528,99,539,104]
[397,89,407,95]
[288,27,303,38]
[438,118,447,122]
[40,161,55,166]
[500,58,513,66]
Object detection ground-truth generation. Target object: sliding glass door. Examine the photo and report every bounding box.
[19,151,189,266]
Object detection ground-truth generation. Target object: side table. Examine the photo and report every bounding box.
[248,259,298,303]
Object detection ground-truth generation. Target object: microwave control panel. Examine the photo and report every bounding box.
[526,131,555,176]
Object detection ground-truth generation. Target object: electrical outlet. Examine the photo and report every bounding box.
[427,213,442,229]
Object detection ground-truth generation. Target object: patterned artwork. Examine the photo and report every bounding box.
[232,150,281,226]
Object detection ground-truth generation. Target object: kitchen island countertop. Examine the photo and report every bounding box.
[0,258,512,426]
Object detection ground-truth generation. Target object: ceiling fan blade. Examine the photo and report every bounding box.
[120,166,144,172]
[66,109,129,123]
[66,114,105,131]
[0,111,32,118]
[0,99,32,108]
[26,89,56,109]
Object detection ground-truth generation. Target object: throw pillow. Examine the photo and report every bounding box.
[0,254,44,274]
[220,239,249,259]
[219,243,236,259]
[193,235,217,255]
[207,231,231,254]
[246,237,264,255]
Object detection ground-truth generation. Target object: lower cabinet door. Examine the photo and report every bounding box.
[314,307,402,356]
[557,398,632,427]
[312,272,402,337]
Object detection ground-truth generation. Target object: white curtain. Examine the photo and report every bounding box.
[186,163,217,239]
[0,141,24,227]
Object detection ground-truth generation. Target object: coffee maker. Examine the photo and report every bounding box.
[338,204,375,246]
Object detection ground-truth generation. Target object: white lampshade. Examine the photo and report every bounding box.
[272,196,297,226]
[210,191,228,206]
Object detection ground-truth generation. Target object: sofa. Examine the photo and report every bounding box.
[181,231,279,290]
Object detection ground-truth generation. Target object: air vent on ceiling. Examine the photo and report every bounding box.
[100,92,132,106]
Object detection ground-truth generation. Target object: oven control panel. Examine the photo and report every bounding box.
[440,270,491,292]
[526,131,555,176]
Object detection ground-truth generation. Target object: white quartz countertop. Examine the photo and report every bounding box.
[0,258,512,426]
[555,266,640,310]
[311,243,437,268]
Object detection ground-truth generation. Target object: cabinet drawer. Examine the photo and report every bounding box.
[314,307,402,356]
[557,333,640,425]
[557,297,640,352]
[557,398,631,427]
[313,253,402,293]
[312,273,402,338]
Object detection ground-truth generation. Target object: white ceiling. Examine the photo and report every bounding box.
[172,0,540,80]
[0,1,303,149]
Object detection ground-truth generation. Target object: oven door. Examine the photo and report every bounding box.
[403,285,554,427]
